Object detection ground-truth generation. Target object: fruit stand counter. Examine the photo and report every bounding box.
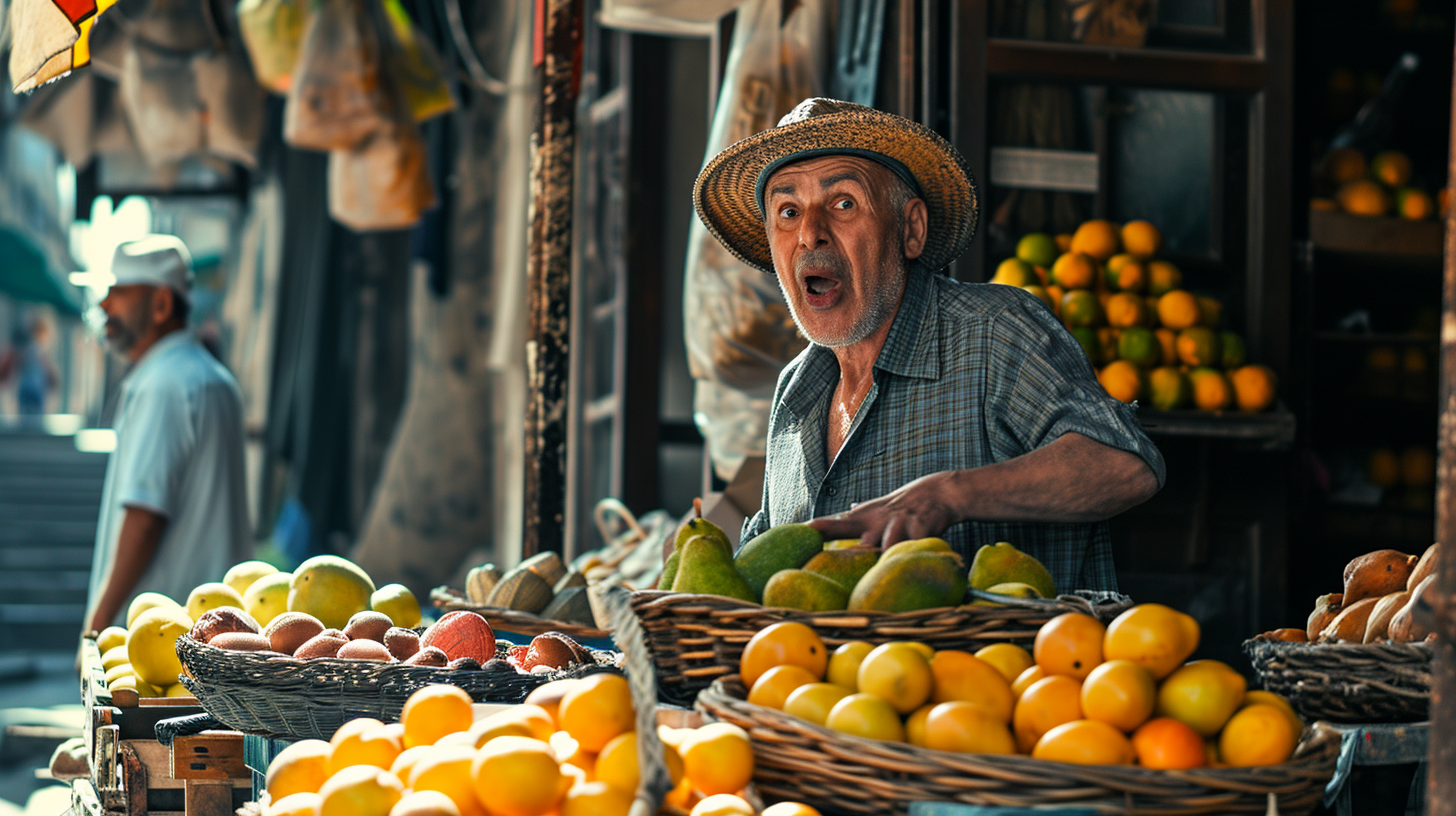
[74,635,252,816]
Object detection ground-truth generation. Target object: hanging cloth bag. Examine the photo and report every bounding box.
[283,0,392,150]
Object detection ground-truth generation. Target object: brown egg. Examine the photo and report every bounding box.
[190,607,261,643]
[404,646,448,667]
[294,633,349,659]
[264,612,326,655]
[522,632,590,671]
[384,627,420,661]
[209,632,273,652]
[342,611,394,643]
[337,639,393,661]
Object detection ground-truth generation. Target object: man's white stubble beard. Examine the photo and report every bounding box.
[777,257,908,349]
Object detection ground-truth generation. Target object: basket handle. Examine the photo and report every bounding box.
[594,498,646,548]
[594,583,673,816]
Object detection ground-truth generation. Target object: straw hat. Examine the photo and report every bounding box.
[694,97,977,274]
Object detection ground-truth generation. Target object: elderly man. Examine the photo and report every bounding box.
[694,99,1164,592]
[85,236,252,632]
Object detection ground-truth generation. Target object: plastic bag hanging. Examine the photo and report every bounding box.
[681,0,830,481]
[236,0,310,93]
[283,0,392,150]
[327,111,436,231]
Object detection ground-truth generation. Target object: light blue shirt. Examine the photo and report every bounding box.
[88,331,253,625]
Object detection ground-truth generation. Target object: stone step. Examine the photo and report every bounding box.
[0,548,93,570]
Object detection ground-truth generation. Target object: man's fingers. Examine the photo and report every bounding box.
[806,516,867,541]
[880,517,909,550]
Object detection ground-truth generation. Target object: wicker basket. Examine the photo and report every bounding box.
[632,589,1133,706]
[1243,637,1432,723]
[697,676,1341,816]
[175,635,621,740]
[430,586,611,640]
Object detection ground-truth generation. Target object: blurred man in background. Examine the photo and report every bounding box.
[0,315,57,416]
[84,236,252,632]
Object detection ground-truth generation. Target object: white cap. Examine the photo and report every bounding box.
[110,235,193,303]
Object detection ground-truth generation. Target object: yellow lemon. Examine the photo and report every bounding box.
[1102,603,1200,680]
[782,682,852,727]
[1155,660,1247,737]
[975,643,1034,684]
[824,693,905,742]
[243,572,293,627]
[371,584,422,629]
[223,560,280,597]
[748,664,820,710]
[856,643,933,714]
[126,592,180,628]
[408,745,486,816]
[826,641,874,690]
[470,736,563,816]
[126,606,191,688]
[680,722,754,796]
[265,738,333,799]
[1218,704,1297,767]
[317,765,404,816]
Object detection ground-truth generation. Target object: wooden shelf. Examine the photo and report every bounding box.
[1137,404,1296,450]
[985,39,1267,92]
[1309,209,1443,260]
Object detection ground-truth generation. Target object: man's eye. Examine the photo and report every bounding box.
[834,199,854,210]
[779,206,798,219]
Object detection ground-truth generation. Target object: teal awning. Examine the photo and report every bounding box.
[0,226,82,315]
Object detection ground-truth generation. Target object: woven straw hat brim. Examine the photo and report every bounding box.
[694,109,977,274]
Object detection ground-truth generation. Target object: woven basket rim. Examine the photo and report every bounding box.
[1243,637,1434,658]
[698,674,1342,789]
[430,586,611,638]
[176,633,620,682]
[631,588,1131,619]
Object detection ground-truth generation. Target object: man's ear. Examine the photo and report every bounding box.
[151,287,174,326]
[902,198,929,260]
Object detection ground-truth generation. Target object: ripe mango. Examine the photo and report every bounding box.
[848,551,968,613]
[734,524,823,601]
[801,548,880,592]
[969,542,1056,599]
[762,569,851,611]
[882,538,953,558]
[674,536,756,602]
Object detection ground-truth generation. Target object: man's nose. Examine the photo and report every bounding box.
[797,206,831,249]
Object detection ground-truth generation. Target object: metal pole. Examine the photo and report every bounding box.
[523,0,582,558]
[1429,26,1456,816]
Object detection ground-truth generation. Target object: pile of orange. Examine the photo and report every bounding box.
[741,608,1303,770]
[991,219,1278,414]
[263,679,820,816]
[1313,147,1439,221]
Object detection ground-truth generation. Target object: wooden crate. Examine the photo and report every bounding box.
[79,635,252,815]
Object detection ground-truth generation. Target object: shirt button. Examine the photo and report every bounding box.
[826,484,838,496]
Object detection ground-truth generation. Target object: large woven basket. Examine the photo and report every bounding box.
[697,676,1341,816]
[1243,637,1432,723]
[632,589,1133,706]
[175,635,621,741]
[430,586,611,640]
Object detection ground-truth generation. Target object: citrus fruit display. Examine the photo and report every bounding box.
[989,217,1278,412]
[259,683,819,816]
[1314,147,1436,221]
[739,602,1303,769]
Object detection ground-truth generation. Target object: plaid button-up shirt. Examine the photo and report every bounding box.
[740,265,1166,592]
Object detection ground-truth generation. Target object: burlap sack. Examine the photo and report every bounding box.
[119,37,205,167]
[194,36,267,168]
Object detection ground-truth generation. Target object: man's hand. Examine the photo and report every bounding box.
[807,472,957,550]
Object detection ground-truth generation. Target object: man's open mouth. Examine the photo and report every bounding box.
[806,276,836,295]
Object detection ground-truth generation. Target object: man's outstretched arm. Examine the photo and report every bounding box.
[807,432,1159,550]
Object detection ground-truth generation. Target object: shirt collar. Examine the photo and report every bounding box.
[873,263,941,381]
[126,329,192,380]
[778,264,942,420]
